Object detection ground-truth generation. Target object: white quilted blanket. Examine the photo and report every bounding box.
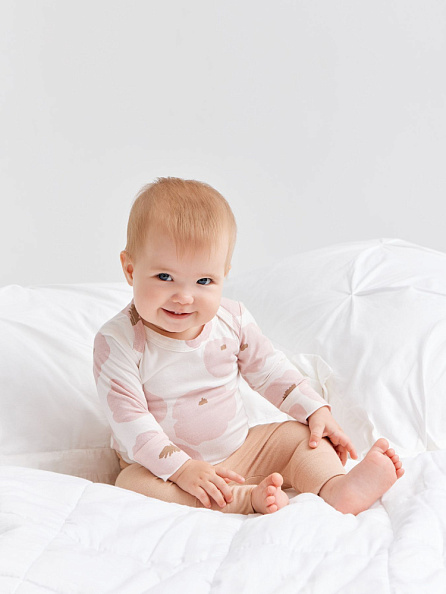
[1,450,445,593]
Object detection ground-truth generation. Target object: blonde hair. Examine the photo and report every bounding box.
[125,177,237,273]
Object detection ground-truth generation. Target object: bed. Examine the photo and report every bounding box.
[1,238,445,593]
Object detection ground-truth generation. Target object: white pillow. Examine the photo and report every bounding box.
[0,282,132,483]
[1,238,444,485]
[224,238,446,457]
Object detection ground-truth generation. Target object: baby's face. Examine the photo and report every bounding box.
[121,230,229,341]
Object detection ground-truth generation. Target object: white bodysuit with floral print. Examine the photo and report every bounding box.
[93,298,329,481]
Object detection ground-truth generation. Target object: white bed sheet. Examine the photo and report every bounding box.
[1,450,445,593]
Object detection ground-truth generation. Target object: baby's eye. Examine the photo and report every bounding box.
[157,273,173,282]
[197,277,212,285]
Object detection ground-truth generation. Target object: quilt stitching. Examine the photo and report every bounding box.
[9,482,90,594]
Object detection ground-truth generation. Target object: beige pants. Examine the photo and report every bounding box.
[115,421,346,514]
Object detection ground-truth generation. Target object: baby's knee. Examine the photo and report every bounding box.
[115,463,136,488]
[115,462,152,493]
[276,420,311,452]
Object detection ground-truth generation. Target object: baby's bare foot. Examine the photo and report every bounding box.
[251,473,290,514]
[319,438,404,515]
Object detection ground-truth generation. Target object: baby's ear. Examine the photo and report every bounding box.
[120,250,134,286]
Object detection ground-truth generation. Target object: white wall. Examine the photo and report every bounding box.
[1,1,445,286]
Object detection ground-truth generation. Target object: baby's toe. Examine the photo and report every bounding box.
[374,438,390,453]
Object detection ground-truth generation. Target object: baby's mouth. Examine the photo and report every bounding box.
[162,309,192,318]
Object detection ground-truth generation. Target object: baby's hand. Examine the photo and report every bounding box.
[307,406,358,465]
[169,460,245,509]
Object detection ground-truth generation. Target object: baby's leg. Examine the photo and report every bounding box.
[214,422,333,514]
[261,422,404,515]
[318,438,404,515]
[115,461,258,514]
[239,421,348,497]
[116,462,199,507]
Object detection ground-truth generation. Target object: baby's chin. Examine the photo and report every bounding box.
[143,317,205,342]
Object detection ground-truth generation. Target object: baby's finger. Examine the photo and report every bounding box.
[223,477,241,485]
[195,486,212,509]
[205,481,228,508]
[343,437,358,460]
[333,432,358,460]
[338,446,348,466]
[211,475,235,504]
[216,466,245,485]
[349,445,358,460]
[309,424,324,448]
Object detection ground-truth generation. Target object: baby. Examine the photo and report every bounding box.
[94,177,404,515]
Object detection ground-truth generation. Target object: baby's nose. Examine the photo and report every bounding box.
[172,290,194,305]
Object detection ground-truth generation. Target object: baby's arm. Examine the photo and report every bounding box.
[237,303,357,462]
[94,330,190,480]
[237,304,328,420]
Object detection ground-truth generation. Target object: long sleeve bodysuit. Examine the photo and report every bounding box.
[94,298,329,481]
